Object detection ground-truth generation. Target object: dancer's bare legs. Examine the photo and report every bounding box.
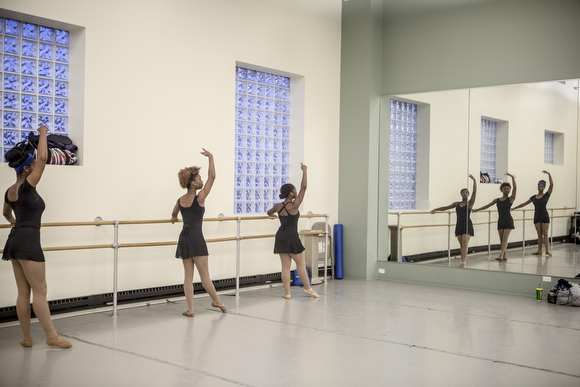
[457,235,471,267]
[182,258,195,315]
[497,229,512,261]
[541,223,551,256]
[533,223,543,255]
[14,260,71,347]
[279,252,318,298]
[193,256,224,307]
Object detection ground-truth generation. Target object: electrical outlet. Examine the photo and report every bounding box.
[378,268,385,274]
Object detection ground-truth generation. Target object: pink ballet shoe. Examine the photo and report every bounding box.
[46,336,72,348]
[182,311,194,317]
[20,339,33,348]
[303,288,319,298]
[283,294,291,299]
[211,302,227,313]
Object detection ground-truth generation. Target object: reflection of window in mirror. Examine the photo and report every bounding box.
[544,130,563,165]
[480,117,508,184]
[389,100,417,210]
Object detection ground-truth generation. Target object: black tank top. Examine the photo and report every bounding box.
[179,196,204,229]
[4,179,45,229]
[278,202,300,227]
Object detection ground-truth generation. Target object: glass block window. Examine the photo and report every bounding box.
[544,131,554,164]
[234,66,291,214]
[389,100,417,210]
[1,17,70,161]
[480,119,497,182]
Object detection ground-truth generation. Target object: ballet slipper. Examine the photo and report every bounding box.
[182,311,194,317]
[20,339,33,348]
[303,288,319,298]
[46,336,72,348]
[495,257,503,261]
[546,252,552,256]
[531,251,542,256]
[211,302,227,313]
[283,294,291,299]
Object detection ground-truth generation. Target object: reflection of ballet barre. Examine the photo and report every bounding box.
[388,207,575,263]
[0,214,330,317]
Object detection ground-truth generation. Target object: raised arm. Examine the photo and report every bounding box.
[197,148,215,206]
[290,163,307,208]
[473,199,496,213]
[543,170,553,196]
[468,174,477,208]
[431,202,459,213]
[507,172,517,203]
[513,198,532,210]
[27,125,49,187]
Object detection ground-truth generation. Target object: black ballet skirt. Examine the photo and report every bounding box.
[455,203,474,237]
[274,203,305,255]
[496,198,515,230]
[175,196,209,259]
[2,179,45,262]
[531,193,550,224]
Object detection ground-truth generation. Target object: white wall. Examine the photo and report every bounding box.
[388,81,578,257]
[0,0,342,307]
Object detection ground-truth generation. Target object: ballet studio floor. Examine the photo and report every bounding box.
[421,241,580,278]
[0,278,579,386]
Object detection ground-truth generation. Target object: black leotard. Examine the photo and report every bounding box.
[175,196,209,259]
[2,179,46,262]
[531,193,550,224]
[455,203,474,237]
[274,202,305,254]
[496,198,515,230]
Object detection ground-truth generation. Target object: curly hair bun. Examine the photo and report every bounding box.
[178,166,201,189]
[5,147,28,168]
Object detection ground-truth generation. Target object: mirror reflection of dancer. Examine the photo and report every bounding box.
[431,174,477,267]
[171,149,226,316]
[267,163,319,299]
[2,125,72,348]
[513,171,553,256]
[473,173,517,261]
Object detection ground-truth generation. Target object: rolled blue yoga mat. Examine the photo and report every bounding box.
[334,224,344,279]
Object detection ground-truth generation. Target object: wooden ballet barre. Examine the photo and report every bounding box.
[118,217,239,225]
[0,243,116,254]
[400,223,449,229]
[240,230,327,241]
[119,236,238,248]
[0,220,115,229]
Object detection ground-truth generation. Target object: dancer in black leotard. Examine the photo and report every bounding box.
[431,174,477,267]
[474,173,517,261]
[3,125,72,348]
[267,163,319,299]
[514,170,553,256]
[171,149,226,316]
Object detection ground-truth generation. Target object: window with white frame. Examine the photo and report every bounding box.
[389,99,417,210]
[234,67,290,214]
[1,17,70,160]
[480,119,497,182]
[544,131,554,164]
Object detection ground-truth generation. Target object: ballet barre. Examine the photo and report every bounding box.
[388,207,576,263]
[0,213,330,317]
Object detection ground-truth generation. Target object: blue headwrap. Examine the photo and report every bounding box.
[14,153,34,173]
[538,180,546,186]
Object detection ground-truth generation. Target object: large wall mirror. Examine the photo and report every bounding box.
[379,79,579,279]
